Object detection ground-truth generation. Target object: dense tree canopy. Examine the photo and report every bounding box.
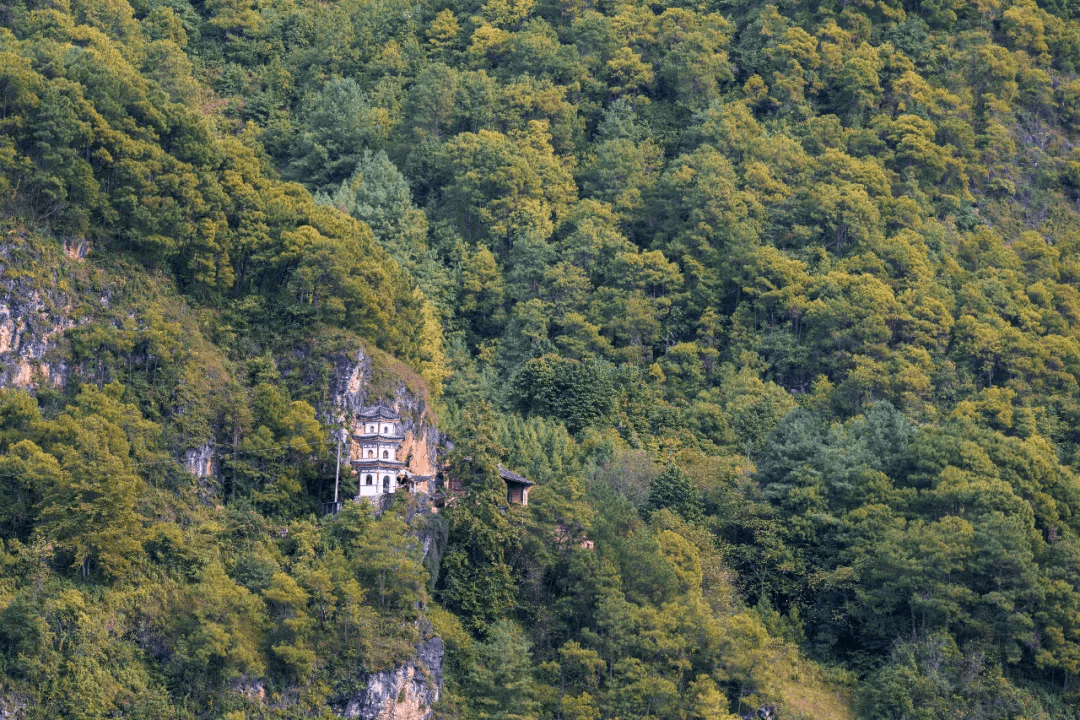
[4,0,1080,715]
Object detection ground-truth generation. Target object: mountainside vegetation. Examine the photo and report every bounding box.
[4,0,1080,715]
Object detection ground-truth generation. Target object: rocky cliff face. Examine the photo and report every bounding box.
[0,237,95,392]
[336,637,444,720]
[326,350,447,718]
[331,346,443,491]
[182,442,216,478]
[0,695,28,720]
[0,295,75,390]
[0,233,223,479]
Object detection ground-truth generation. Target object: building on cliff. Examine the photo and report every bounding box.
[349,404,533,506]
[352,405,408,497]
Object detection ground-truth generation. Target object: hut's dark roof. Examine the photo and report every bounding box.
[358,405,400,420]
[498,465,535,486]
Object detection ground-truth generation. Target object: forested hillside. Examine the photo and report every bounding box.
[4,0,1080,715]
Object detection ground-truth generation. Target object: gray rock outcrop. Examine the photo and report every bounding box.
[0,695,28,719]
[183,442,216,478]
[337,637,444,720]
[0,237,91,391]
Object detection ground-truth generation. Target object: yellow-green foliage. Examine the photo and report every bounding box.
[0,16,445,389]
[7,0,1080,714]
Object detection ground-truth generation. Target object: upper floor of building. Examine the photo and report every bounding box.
[353,405,404,439]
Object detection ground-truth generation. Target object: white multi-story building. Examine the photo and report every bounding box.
[352,405,407,498]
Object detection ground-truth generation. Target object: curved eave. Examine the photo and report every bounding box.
[353,432,405,441]
[350,459,408,468]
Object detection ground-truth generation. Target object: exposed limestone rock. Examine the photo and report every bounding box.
[0,234,94,391]
[232,678,267,704]
[63,238,90,261]
[183,442,216,478]
[0,295,79,391]
[0,235,221,485]
[336,637,444,720]
[0,695,28,719]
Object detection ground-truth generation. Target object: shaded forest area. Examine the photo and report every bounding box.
[3,0,1080,716]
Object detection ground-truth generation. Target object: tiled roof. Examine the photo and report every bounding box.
[358,405,400,420]
[498,464,535,486]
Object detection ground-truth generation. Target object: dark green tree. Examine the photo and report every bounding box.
[645,466,704,524]
[438,401,520,631]
[511,354,615,433]
[284,78,391,193]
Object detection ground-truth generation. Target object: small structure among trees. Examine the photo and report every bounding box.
[498,465,534,506]
[443,463,534,506]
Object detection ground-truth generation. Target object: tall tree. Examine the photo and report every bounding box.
[438,401,520,631]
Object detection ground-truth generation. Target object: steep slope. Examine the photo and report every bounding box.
[5,0,1080,716]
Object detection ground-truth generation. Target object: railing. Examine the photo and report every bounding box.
[352,431,405,440]
[350,457,407,467]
